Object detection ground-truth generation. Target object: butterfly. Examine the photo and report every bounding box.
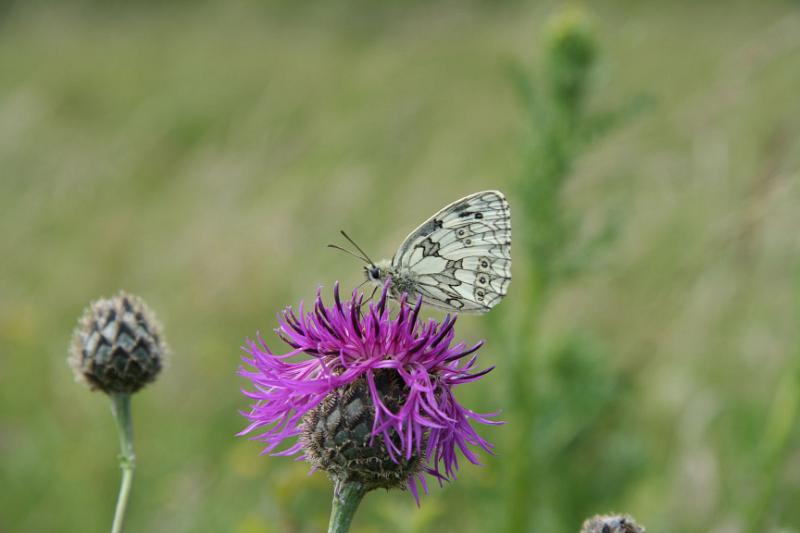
[330,190,511,313]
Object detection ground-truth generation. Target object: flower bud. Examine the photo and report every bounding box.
[69,291,166,394]
[581,514,645,533]
[544,6,596,112]
[302,370,424,490]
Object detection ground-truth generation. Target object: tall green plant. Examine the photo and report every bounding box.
[497,8,647,532]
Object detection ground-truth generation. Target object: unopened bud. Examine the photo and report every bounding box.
[69,291,166,394]
[544,6,596,111]
[581,514,645,533]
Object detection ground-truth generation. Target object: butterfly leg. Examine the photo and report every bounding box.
[359,285,379,312]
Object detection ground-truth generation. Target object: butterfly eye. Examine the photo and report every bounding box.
[365,266,380,280]
[475,213,483,219]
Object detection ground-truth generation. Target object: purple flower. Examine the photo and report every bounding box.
[238,281,499,501]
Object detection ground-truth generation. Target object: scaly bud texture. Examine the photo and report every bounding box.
[581,514,646,533]
[70,291,166,394]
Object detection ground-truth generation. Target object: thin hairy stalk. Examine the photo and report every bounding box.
[110,393,135,533]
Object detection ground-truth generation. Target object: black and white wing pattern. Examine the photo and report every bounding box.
[392,190,511,313]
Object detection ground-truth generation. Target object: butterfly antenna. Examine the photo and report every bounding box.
[327,244,369,263]
[340,230,376,266]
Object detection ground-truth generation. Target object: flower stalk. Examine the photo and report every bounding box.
[328,480,366,533]
[110,393,135,533]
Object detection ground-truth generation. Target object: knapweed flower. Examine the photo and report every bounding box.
[70,291,167,394]
[238,282,499,500]
[581,514,645,533]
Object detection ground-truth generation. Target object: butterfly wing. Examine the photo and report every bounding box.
[392,190,511,313]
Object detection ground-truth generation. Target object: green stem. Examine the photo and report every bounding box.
[327,479,366,533]
[745,359,800,532]
[110,393,135,533]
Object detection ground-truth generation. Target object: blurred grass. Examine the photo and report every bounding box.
[1,1,800,532]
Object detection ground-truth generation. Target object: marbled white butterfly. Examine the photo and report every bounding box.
[331,190,511,313]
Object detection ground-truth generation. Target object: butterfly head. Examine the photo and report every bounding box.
[363,260,392,284]
[365,265,382,282]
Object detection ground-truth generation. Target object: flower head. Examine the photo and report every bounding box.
[581,514,646,533]
[69,291,167,394]
[238,282,499,500]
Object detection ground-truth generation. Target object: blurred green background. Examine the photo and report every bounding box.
[2,1,800,532]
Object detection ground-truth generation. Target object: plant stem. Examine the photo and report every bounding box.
[327,479,366,533]
[745,358,800,532]
[110,393,135,533]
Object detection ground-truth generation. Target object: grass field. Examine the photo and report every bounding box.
[2,1,800,532]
